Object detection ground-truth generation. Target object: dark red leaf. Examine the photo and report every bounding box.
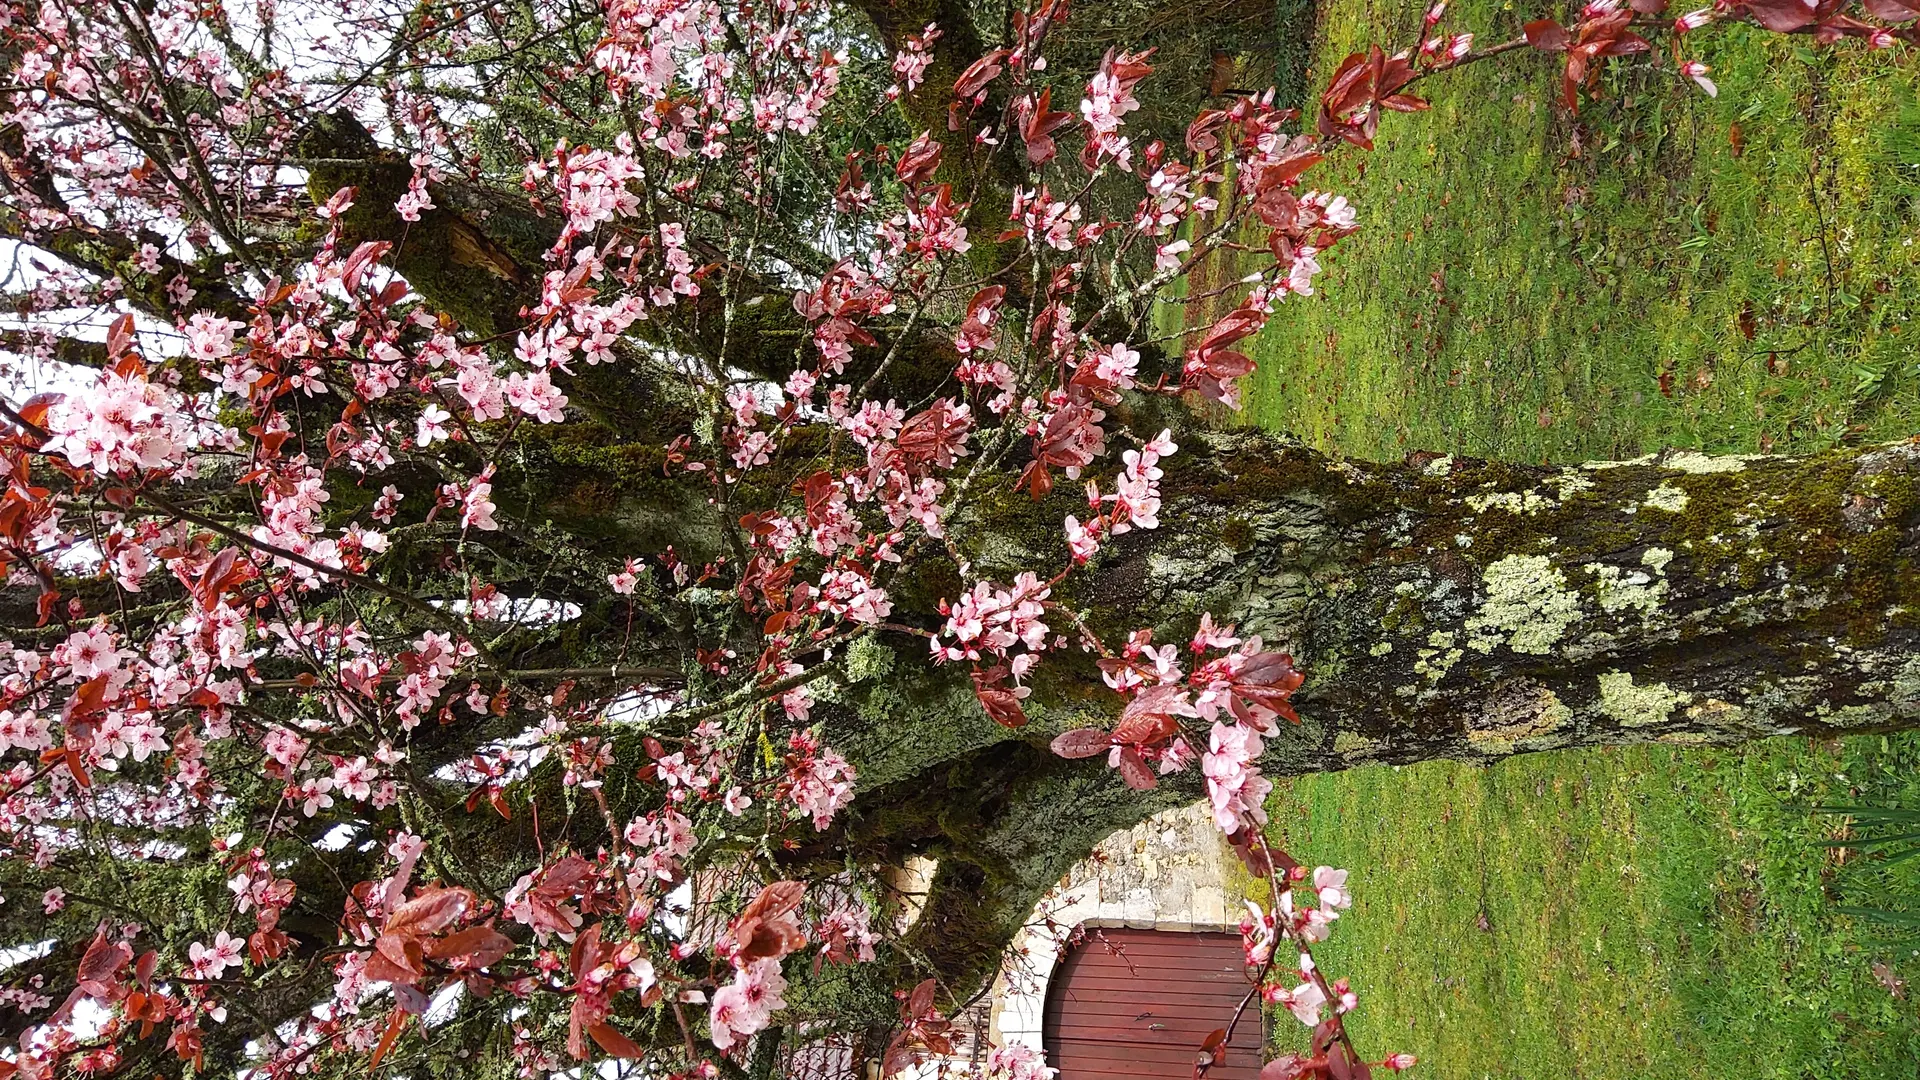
[1051,728,1114,758]
[75,933,132,998]
[1020,88,1074,164]
[907,978,937,1018]
[1115,747,1158,790]
[106,315,138,362]
[384,887,472,938]
[1598,31,1653,55]
[588,1022,646,1058]
[733,881,808,961]
[1113,684,1192,744]
[1524,19,1571,50]
[423,926,513,969]
[1186,110,1232,154]
[1200,349,1257,379]
[367,933,426,984]
[973,684,1029,729]
[1261,1055,1309,1080]
[1740,0,1818,30]
[341,241,393,295]
[368,1010,407,1069]
[193,547,240,609]
[62,674,110,723]
[953,49,1009,98]
[14,392,60,436]
[569,922,605,986]
[1018,459,1053,502]
[895,132,943,187]
[1866,0,1920,20]
[1229,831,1275,878]
[133,949,158,990]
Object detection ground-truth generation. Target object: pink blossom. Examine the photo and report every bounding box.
[505,370,569,422]
[1242,899,1277,964]
[1304,190,1357,229]
[461,472,500,531]
[394,169,435,222]
[1679,60,1718,97]
[1674,7,1713,31]
[1275,979,1327,1026]
[453,363,507,421]
[709,957,787,1049]
[262,728,310,770]
[110,543,152,591]
[184,313,244,364]
[415,404,452,446]
[372,486,404,523]
[1314,866,1353,911]
[292,776,335,817]
[987,1044,1057,1080]
[332,757,376,801]
[189,931,244,980]
[0,710,51,754]
[814,568,892,625]
[1064,515,1101,563]
[1091,342,1139,388]
[608,559,642,594]
[96,714,167,762]
[1080,62,1142,136]
[61,626,121,680]
[890,24,940,95]
[788,732,856,829]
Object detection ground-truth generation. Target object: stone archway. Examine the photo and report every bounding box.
[987,801,1244,1053]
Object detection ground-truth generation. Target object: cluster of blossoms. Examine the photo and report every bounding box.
[42,360,201,476]
[784,730,858,830]
[1235,864,1415,1073]
[1048,612,1302,856]
[1064,427,1176,561]
[888,23,941,98]
[708,882,805,1049]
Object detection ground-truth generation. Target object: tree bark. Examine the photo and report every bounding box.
[813,428,1920,1009]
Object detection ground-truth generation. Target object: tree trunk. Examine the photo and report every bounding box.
[822,428,1920,1009]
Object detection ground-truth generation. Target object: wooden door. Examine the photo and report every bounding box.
[1042,928,1265,1079]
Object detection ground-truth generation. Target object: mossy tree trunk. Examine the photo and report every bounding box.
[814,430,1920,1006]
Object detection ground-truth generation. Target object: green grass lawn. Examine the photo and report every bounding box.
[1244,0,1920,459]
[1240,0,1920,1075]
[1267,741,1920,1079]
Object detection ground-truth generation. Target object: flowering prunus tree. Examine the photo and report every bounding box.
[0,0,1917,1075]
